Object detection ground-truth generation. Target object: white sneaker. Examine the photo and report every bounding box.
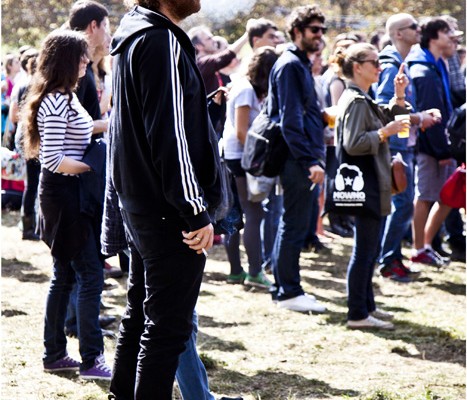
[347,315,394,330]
[370,308,394,320]
[277,294,326,313]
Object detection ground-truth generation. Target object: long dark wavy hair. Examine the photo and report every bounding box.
[247,46,278,100]
[21,29,88,159]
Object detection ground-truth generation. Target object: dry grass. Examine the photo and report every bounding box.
[1,209,465,400]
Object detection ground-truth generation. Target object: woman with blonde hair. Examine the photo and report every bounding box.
[334,43,410,330]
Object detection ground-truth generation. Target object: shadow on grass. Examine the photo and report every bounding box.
[210,368,360,398]
[428,282,466,296]
[371,319,466,367]
[199,315,251,329]
[2,309,28,317]
[198,331,247,352]
[1,257,49,283]
[203,270,229,285]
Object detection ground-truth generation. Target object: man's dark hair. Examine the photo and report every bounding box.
[420,17,450,49]
[287,5,325,42]
[248,46,278,99]
[20,48,39,71]
[124,0,160,11]
[247,18,277,48]
[69,0,109,31]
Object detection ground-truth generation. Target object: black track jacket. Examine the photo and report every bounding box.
[109,6,222,231]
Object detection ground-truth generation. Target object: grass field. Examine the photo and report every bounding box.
[1,209,465,400]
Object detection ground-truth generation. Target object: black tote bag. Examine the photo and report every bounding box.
[324,148,381,219]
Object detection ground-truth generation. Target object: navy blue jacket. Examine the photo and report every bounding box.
[268,44,325,171]
[406,47,452,160]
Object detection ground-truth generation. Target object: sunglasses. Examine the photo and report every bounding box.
[305,25,328,34]
[360,59,380,68]
[398,22,419,31]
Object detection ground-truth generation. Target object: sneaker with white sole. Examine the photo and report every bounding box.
[347,315,394,330]
[44,355,80,372]
[370,308,394,320]
[277,294,326,313]
[244,272,272,288]
[80,354,112,380]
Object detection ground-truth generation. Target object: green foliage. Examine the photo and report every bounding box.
[2,1,465,54]
[1,0,127,53]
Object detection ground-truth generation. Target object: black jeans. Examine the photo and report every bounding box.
[110,211,206,400]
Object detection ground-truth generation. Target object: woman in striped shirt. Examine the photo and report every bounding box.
[21,29,111,380]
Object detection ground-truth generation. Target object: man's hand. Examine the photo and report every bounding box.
[308,164,325,185]
[182,224,214,255]
[420,108,442,129]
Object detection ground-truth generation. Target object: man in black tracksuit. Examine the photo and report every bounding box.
[108,1,222,398]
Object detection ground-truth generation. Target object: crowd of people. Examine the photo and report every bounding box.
[1,0,465,399]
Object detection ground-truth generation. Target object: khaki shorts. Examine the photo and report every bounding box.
[415,153,455,202]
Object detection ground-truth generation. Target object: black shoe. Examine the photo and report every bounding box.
[219,397,244,400]
[101,329,117,339]
[432,245,451,258]
[309,240,331,254]
[329,223,353,238]
[22,229,40,241]
[450,246,466,262]
[99,315,117,329]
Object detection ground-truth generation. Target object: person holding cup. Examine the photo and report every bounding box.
[375,13,442,283]
[334,43,411,330]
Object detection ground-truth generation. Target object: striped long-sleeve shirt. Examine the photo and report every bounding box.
[38,92,93,174]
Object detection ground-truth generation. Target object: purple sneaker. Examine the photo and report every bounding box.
[80,354,112,381]
[44,355,80,372]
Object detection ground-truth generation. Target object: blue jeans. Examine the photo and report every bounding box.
[176,311,215,400]
[43,224,104,370]
[379,149,415,265]
[261,188,283,263]
[110,211,205,400]
[347,215,384,320]
[272,159,318,300]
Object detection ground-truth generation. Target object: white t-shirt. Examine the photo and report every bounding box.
[223,77,261,160]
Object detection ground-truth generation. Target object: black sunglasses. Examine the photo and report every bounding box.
[360,59,380,68]
[305,25,328,34]
[398,22,418,31]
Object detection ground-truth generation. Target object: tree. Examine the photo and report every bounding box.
[1,0,127,52]
[2,0,465,52]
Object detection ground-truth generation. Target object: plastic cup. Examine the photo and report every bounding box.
[395,114,410,138]
[324,106,338,129]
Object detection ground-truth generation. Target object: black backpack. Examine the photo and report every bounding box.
[447,103,466,164]
[241,105,288,177]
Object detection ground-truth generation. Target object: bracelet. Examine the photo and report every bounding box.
[418,112,424,128]
[395,95,406,101]
[378,129,387,143]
